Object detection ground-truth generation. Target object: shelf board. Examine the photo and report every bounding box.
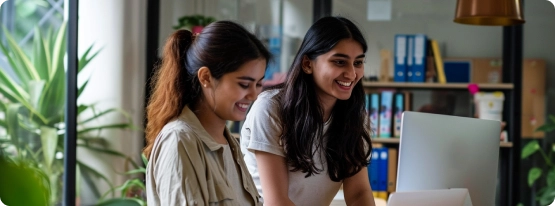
[372,138,513,148]
[363,81,514,90]
[234,133,512,148]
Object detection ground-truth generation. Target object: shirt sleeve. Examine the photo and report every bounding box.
[241,94,285,157]
[149,130,203,206]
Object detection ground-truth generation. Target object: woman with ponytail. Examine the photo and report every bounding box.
[144,21,270,205]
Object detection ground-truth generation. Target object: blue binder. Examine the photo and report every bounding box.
[377,147,389,191]
[370,93,380,135]
[410,34,427,82]
[379,91,393,138]
[393,34,408,82]
[369,149,380,190]
[406,35,414,81]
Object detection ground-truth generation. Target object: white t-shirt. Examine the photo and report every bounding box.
[240,89,342,206]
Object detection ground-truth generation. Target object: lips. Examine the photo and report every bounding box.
[336,80,352,87]
[236,102,250,112]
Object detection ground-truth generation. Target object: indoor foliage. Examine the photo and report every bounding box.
[0,23,137,204]
[522,115,555,205]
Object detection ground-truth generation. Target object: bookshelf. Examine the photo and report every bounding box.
[363,82,514,90]
[371,138,513,148]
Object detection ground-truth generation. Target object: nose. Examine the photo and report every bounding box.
[245,85,259,101]
[344,65,356,80]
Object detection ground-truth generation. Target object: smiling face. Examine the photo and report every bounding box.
[303,38,365,106]
[201,58,266,121]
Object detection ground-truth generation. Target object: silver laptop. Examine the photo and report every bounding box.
[388,188,473,206]
[396,112,501,206]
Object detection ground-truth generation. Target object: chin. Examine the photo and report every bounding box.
[335,94,352,100]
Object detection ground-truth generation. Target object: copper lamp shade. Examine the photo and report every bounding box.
[454,0,525,26]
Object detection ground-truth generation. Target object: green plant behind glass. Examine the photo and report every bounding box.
[95,154,148,206]
[173,15,216,30]
[522,115,555,205]
[0,23,137,204]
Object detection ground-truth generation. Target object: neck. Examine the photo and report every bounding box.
[190,101,228,144]
[318,96,336,123]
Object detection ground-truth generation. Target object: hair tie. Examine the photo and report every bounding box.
[192,32,200,41]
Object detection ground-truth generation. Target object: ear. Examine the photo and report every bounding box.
[301,56,313,74]
[197,66,212,88]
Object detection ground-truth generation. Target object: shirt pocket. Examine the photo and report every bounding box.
[206,179,235,204]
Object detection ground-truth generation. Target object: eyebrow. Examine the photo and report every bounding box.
[331,53,366,59]
[237,76,265,81]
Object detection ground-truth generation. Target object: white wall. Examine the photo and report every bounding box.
[78,0,146,204]
[333,0,504,77]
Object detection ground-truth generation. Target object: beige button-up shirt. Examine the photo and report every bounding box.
[146,106,262,206]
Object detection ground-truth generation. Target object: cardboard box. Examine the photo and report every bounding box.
[522,59,546,138]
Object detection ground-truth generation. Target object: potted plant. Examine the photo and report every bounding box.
[521,114,555,205]
[173,14,216,33]
[95,154,148,206]
[0,23,137,204]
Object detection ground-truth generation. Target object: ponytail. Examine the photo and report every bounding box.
[144,30,198,158]
[144,21,271,159]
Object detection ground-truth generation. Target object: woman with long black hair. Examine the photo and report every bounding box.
[240,16,375,206]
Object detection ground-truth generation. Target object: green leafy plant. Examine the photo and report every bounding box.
[0,23,136,204]
[522,115,555,205]
[96,154,148,206]
[0,154,50,206]
[173,14,216,30]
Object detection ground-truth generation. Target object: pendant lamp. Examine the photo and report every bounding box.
[454,0,525,26]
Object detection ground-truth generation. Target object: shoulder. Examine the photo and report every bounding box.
[151,119,201,157]
[249,89,280,115]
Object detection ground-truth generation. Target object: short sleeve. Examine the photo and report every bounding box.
[241,92,285,157]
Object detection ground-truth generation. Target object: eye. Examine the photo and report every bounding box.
[333,60,346,66]
[354,60,364,66]
[239,83,249,89]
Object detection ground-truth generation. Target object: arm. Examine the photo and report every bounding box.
[343,167,376,206]
[255,151,295,206]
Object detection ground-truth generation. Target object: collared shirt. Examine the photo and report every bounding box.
[146,106,262,206]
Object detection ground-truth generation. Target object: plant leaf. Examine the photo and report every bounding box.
[548,169,555,187]
[78,123,133,134]
[549,115,555,124]
[3,26,41,81]
[538,185,555,205]
[77,144,139,169]
[78,104,90,115]
[537,124,555,133]
[125,168,146,175]
[6,104,23,146]
[33,27,50,80]
[50,22,66,81]
[117,179,145,197]
[78,46,101,73]
[96,198,144,206]
[141,154,148,166]
[40,126,58,169]
[79,163,102,199]
[29,80,46,109]
[0,66,30,101]
[522,140,540,159]
[79,108,119,125]
[528,167,543,187]
[0,119,6,128]
[78,78,90,98]
[77,160,115,195]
